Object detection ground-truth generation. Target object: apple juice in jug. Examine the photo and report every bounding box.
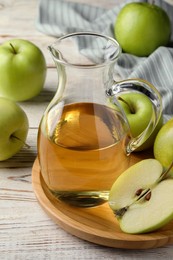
[38,101,130,207]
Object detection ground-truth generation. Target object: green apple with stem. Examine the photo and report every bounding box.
[0,97,29,161]
[115,2,171,56]
[117,92,163,151]
[154,117,173,177]
[109,159,173,234]
[0,39,47,101]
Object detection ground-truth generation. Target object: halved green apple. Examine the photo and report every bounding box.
[109,159,173,234]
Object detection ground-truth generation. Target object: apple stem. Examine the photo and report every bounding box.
[12,135,30,149]
[9,43,17,54]
[158,160,173,182]
[114,206,129,218]
[118,96,135,114]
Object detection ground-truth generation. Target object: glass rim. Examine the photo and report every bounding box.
[48,31,122,68]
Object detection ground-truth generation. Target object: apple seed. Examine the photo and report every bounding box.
[135,188,143,196]
[145,191,151,201]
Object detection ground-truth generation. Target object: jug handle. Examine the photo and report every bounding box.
[106,78,163,155]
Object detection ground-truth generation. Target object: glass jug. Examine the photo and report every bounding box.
[37,32,162,207]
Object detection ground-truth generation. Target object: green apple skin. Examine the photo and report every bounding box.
[0,39,47,101]
[154,118,173,176]
[109,159,173,234]
[118,92,163,151]
[115,2,171,56]
[0,97,29,161]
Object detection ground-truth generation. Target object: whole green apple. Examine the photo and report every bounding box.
[118,92,163,151]
[0,39,47,101]
[154,118,173,176]
[0,97,29,161]
[115,2,171,56]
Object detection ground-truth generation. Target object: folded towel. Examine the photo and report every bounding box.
[37,0,173,120]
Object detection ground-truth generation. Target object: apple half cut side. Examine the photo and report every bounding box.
[108,159,173,234]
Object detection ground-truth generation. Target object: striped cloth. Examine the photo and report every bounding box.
[37,0,173,120]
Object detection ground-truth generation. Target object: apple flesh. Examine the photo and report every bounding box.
[109,159,173,234]
[0,39,46,101]
[118,92,163,151]
[154,118,173,176]
[0,97,29,161]
[115,2,171,56]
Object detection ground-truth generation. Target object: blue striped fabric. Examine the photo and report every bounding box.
[37,0,173,120]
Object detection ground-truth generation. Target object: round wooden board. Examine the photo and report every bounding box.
[32,157,173,250]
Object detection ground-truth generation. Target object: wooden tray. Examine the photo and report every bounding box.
[32,157,173,250]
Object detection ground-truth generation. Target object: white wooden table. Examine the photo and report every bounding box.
[0,1,173,259]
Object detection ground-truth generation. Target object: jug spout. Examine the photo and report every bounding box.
[108,78,163,154]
